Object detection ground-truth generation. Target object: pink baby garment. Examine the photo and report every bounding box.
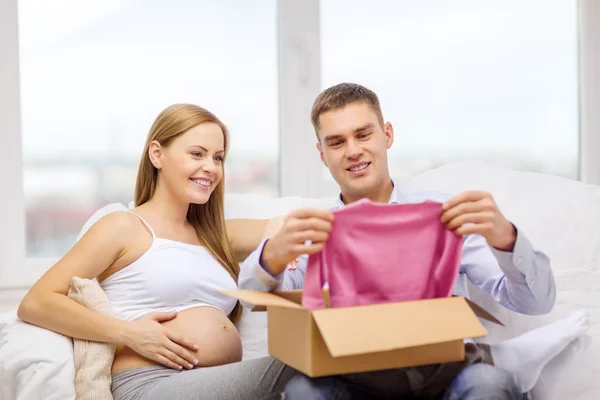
[302,199,463,310]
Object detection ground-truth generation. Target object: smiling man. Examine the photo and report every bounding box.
[239,83,557,400]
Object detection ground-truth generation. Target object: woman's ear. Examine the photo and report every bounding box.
[148,140,163,169]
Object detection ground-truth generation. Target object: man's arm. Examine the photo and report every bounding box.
[238,239,308,292]
[239,230,555,313]
[440,191,556,315]
[238,207,332,296]
[460,229,555,315]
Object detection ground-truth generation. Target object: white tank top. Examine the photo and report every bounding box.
[99,211,238,321]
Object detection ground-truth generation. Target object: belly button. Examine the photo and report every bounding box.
[221,324,228,331]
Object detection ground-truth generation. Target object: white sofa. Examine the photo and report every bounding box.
[1,160,599,399]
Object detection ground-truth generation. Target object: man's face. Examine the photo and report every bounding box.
[316,101,394,200]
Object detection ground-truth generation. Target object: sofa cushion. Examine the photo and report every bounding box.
[0,312,76,400]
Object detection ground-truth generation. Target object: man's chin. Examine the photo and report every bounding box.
[340,180,376,198]
[347,172,375,186]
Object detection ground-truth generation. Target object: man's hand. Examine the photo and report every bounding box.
[262,215,286,239]
[263,215,300,272]
[261,208,334,275]
[440,191,517,251]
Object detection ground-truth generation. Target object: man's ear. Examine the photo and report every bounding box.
[316,141,327,167]
[384,122,394,150]
[148,140,163,169]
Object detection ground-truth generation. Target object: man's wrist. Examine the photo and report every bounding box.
[492,222,518,252]
[260,239,285,276]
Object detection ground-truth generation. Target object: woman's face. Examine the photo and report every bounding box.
[152,122,225,205]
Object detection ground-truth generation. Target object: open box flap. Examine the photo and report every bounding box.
[219,290,303,310]
[273,289,332,308]
[464,299,504,326]
[272,290,303,305]
[311,297,488,358]
[272,291,504,326]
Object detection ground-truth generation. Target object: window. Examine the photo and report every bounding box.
[18,0,278,257]
[318,0,579,196]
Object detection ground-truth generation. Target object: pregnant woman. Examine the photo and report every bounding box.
[17,103,296,400]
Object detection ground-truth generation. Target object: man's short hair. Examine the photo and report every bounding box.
[311,83,385,136]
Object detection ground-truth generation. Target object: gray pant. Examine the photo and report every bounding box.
[111,356,296,400]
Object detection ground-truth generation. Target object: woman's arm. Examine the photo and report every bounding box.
[18,212,136,343]
[226,216,285,262]
[18,212,200,370]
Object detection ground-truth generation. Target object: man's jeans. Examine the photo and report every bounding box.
[283,349,523,400]
[443,363,523,400]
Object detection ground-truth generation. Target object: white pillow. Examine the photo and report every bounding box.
[0,313,76,400]
[0,311,17,332]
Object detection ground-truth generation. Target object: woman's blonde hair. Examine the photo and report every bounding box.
[134,104,241,323]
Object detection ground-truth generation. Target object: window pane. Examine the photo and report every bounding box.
[319,0,578,196]
[19,0,278,257]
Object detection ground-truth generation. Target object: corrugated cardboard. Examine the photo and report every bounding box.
[222,289,502,377]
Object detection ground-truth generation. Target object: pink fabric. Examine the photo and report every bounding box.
[302,199,463,310]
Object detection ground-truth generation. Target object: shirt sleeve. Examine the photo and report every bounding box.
[238,239,308,293]
[460,227,556,315]
[429,192,556,315]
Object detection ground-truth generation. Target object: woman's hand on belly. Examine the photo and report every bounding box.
[159,306,243,368]
[122,311,201,370]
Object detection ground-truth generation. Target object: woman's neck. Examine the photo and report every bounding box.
[141,185,190,227]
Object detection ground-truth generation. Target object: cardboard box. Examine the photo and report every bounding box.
[222,289,503,377]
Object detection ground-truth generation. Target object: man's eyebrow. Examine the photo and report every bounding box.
[354,123,374,134]
[324,134,344,143]
[323,124,374,142]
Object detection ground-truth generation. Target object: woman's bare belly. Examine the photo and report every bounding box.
[112,306,242,375]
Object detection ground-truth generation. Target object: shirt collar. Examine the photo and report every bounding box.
[334,180,401,209]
